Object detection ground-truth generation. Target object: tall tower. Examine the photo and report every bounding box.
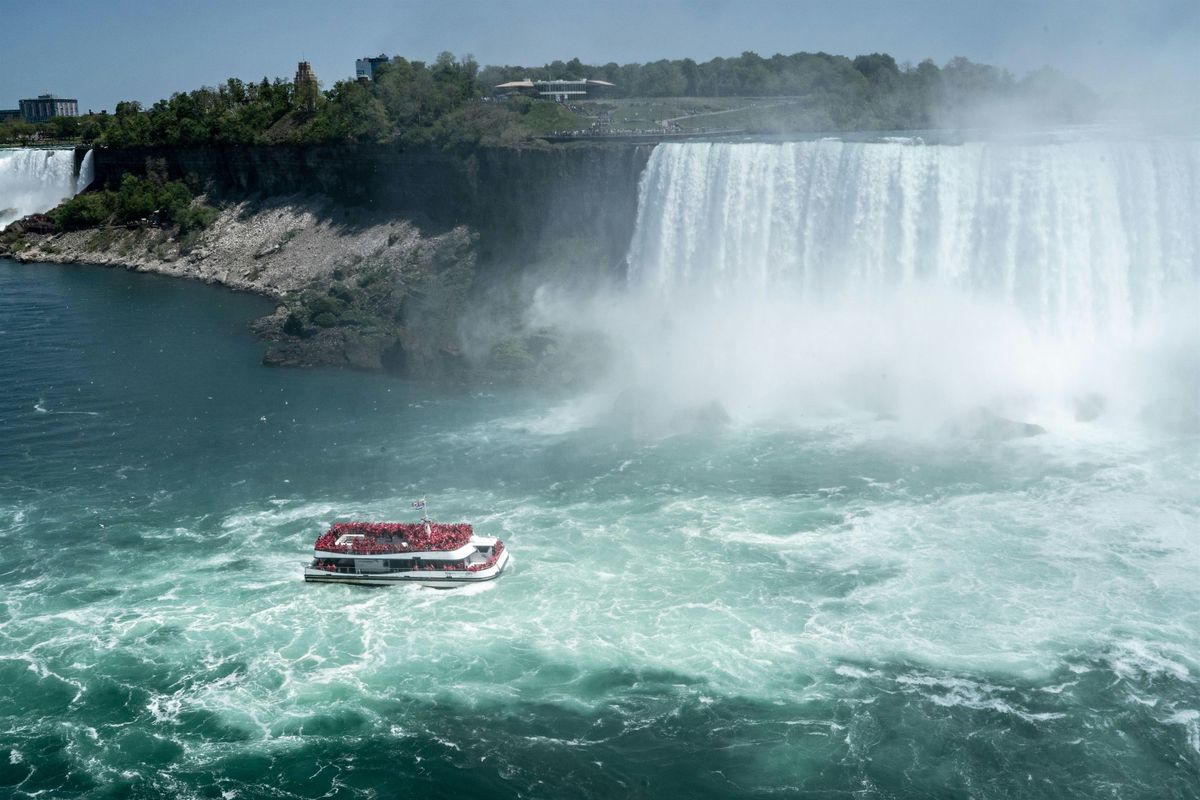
[294,62,319,113]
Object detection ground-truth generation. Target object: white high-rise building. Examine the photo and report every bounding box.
[19,95,78,123]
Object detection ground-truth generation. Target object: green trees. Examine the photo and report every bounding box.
[0,113,104,145]
[479,50,1092,130]
[67,49,1094,150]
[0,118,36,144]
[93,54,489,148]
[47,115,80,139]
[638,60,688,97]
[51,192,111,230]
[301,79,392,143]
[98,79,294,147]
[52,167,217,234]
[298,53,495,146]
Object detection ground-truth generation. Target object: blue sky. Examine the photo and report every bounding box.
[1,0,1196,111]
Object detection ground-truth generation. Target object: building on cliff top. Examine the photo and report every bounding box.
[294,62,319,112]
[356,54,389,82]
[494,79,614,102]
[19,95,78,123]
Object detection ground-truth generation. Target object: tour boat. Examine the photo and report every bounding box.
[303,520,510,588]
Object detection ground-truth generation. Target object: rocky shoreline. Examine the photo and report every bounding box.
[2,142,653,384]
[3,195,479,378]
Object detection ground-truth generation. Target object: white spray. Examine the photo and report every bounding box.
[75,149,95,194]
[534,136,1200,432]
[0,148,93,230]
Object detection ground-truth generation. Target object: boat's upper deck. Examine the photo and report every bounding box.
[314,521,474,556]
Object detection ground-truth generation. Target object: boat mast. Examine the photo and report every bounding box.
[414,497,430,535]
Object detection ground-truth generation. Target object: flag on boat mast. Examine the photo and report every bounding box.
[413,497,430,532]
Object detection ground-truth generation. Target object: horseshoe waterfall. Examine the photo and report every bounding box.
[1,134,1197,798]
[600,138,1200,429]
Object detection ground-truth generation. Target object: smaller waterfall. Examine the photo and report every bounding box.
[76,149,95,194]
[0,148,91,230]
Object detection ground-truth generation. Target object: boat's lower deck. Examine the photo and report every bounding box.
[304,549,510,588]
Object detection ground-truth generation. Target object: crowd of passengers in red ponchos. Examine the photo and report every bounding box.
[313,521,474,554]
[312,541,505,574]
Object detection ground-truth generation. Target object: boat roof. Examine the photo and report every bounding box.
[313,521,474,556]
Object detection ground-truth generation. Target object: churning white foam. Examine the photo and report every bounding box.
[535,137,1200,434]
[0,148,92,229]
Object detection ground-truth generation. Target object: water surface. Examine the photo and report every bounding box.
[1,259,1197,798]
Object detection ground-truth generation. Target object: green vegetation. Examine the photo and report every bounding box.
[0,111,111,146]
[484,53,1096,130]
[284,259,404,338]
[0,50,1095,150]
[51,163,218,241]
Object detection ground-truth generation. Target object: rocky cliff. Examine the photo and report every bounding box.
[88,143,652,274]
[10,195,476,375]
[14,143,652,380]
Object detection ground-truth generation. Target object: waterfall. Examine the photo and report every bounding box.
[0,148,90,230]
[627,139,1200,343]
[537,137,1200,429]
[76,149,95,194]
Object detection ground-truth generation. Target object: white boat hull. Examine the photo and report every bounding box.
[303,549,511,588]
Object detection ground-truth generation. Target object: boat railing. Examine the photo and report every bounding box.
[309,541,504,576]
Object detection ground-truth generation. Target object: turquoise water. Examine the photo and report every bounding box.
[1,259,1198,798]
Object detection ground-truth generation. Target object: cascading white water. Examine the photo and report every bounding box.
[536,137,1200,430]
[0,148,92,230]
[76,148,95,194]
[627,139,1199,343]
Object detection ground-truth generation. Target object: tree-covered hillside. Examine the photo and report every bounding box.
[0,49,1096,148]
[482,52,1096,130]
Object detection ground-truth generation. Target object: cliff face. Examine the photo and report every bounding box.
[11,196,476,377]
[89,143,653,275]
[27,142,653,381]
[11,195,403,296]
